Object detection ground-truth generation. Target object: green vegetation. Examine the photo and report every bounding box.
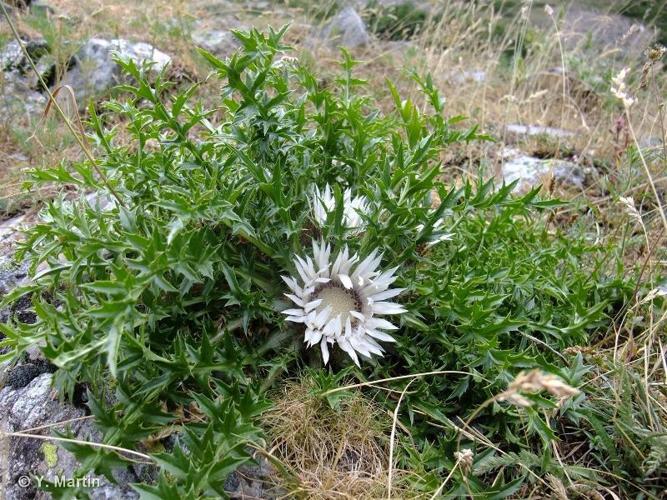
[2,25,663,498]
[1,0,667,496]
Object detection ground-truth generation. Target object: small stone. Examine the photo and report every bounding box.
[450,69,486,84]
[0,41,23,71]
[501,149,585,192]
[321,7,370,48]
[85,191,114,211]
[0,255,29,294]
[224,452,281,499]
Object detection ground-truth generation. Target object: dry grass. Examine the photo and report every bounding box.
[416,1,666,156]
[261,377,411,499]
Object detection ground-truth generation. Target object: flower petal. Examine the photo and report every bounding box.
[349,310,366,321]
[338,337,360,367]
[367,288,404,302]
[339,274,353,289]
[321,340,330,365]
[282,275,303,295]
[366,317,399,331]
[365,329,396,342]
[371,301,407,315]
[282,308,305,316]
[284,293,305,307]
[304,299,323,313]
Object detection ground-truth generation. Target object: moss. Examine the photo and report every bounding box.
[42,442,58,468]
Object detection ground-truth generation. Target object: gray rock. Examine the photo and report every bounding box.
[506,124,574,139]
[3,360,54,389]
[350,0,430,9]
[85,191,115,212]
[561,7,655,61]
[0,38,50,116]
[61,38,171,106]
[0,213,28,249]
[640,136,664,150]
[0,38,49,72]
[191,29,241,58]
[224,451,282,499]
[0,1,16,14]
[0,73,47,116]
[0,41,23,71]
[0,374,138,499]
[321,7,370,48]
[0,256,35,330]
[500,148,585,192]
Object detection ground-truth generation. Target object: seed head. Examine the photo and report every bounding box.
[497,370,580,408]
[454,449,474,475]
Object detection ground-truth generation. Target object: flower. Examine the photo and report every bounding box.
[611,67,635,108]
[282,241,406,366]
[310,184,369,231]
[544,4,554,16]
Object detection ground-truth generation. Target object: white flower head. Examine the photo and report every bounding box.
[282,241,406,366]
[310,184,369,231]
[544,4,554,17]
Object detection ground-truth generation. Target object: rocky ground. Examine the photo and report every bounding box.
[0,0,663,498]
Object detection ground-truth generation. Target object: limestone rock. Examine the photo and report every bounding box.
[506,124,574,139]
[321,7,370,48]
[0,38,50,116]
[500,148,585,192]
[61,38,171,105]
[561,7,655,60]
[0,374,139,499]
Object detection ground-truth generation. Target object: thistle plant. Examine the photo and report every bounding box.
[0,26,634,498]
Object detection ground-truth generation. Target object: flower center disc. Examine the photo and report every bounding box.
[315,285,359,322]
